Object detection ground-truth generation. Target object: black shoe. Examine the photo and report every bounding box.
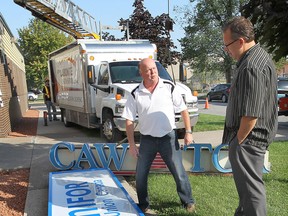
[53,118,60,121]
[49,119,52,121]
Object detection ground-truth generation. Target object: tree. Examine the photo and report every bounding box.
[274,57,288,76]
[18,18,74,90]
[176,0,247,84]
[119,0,180,67]
[241,0,288,61]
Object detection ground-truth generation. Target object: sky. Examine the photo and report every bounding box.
[0,0,194,51]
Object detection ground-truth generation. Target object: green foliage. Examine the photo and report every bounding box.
[18,18,74,90]
[119,0,181,67]
[176,0,248,84]
[274,57,288,76]
[241,0,288,61]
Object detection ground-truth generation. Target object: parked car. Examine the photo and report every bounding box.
[278,97,288,116]
[29,89,42,95]
[277,77,288,116]
[277,77,288,99]
[28,92,38,101]
[207,83,231,103]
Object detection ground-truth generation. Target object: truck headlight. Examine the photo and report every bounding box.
[115,104,125,114]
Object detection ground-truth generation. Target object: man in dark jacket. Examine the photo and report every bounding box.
[43,79,58,121]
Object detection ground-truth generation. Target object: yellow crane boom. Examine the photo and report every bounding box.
[14,0,100,39]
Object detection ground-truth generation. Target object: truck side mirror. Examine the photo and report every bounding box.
[87,65,95,84]
[179,63,187,82]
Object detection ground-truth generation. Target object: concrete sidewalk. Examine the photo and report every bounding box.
[0,105,287,215]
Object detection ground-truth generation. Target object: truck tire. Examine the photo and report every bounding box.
[102,112,123,142]
[62,109,72,127]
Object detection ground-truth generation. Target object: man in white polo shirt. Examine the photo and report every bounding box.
[122,58,196,213]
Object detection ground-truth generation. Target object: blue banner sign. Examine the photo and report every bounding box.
[48,169,144,216]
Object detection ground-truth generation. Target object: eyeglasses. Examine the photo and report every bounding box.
[224,39,239,48]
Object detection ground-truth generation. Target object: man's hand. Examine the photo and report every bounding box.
[128,142,139,158]
[184,133,193,146]
[237,116,257,144]
[125,119,138,157]
[180,109,193,148]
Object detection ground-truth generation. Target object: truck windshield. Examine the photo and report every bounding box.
[109,61,173,83]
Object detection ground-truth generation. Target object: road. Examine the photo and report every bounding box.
[197,99,288,141]
[197,99,227,116]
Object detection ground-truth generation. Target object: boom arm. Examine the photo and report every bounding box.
[14,0,100,39]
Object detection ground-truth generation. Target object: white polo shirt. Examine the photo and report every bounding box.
[122,78,187,137]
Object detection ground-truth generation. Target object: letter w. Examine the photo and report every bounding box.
[93,143,128,170]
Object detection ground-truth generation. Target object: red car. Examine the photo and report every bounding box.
[278,96,288,116]
[278,77,288,116]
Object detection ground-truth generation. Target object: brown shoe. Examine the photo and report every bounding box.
[140,207,157,215]
[186,203,196,213]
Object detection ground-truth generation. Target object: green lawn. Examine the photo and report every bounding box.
[193,113,225,132]
[126,141,288,215]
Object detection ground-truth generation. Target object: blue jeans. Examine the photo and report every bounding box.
[45,100,57,120]
[136,130,194,209]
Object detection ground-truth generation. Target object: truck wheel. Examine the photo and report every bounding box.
[62,109,72,127]
[102,113,123,142]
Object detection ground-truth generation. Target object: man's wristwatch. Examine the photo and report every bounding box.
[185,130,192,134]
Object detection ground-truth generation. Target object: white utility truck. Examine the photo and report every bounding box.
[48,39,199,142]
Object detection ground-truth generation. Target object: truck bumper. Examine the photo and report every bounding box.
[114,113,199,132]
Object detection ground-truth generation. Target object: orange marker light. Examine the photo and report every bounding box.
[115,94,122,100]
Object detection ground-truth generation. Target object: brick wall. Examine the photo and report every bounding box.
[0,54,28,137]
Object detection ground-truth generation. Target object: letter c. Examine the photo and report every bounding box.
[212,144,232,173]
[49,142,75,170]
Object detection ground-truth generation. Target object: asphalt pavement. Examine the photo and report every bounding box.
[0,101,287,216]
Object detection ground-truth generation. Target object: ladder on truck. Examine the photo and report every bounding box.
[14,0,100,39]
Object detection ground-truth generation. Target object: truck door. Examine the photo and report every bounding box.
[95,62,110,118]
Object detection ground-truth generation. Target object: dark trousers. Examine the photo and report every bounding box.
[229,136,267,216]
[45,100,57,120]
[136,130,194,209]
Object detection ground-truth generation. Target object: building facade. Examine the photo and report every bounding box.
[0,13,28,137]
